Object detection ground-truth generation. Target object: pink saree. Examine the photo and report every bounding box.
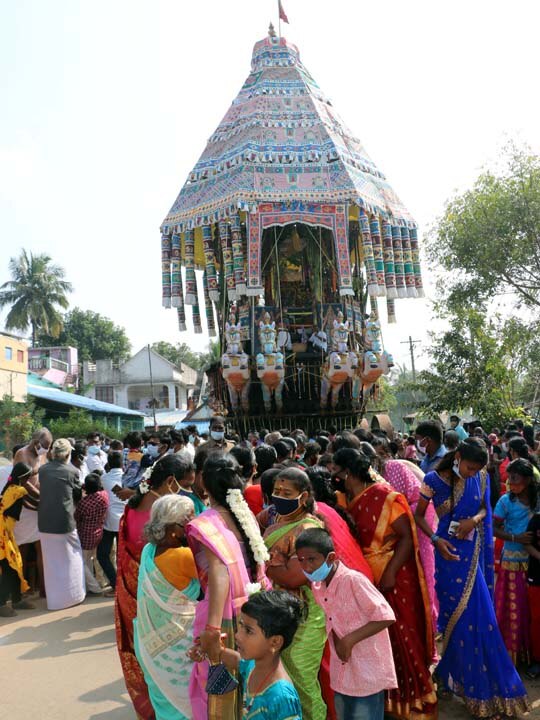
[385,460,439,638]
[186,508,268,720]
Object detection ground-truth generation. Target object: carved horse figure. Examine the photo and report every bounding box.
[256,312,285,412]
[221,312,250,412]
[364,314,383,353]
[320,312,359,410]
[352,316,394,407]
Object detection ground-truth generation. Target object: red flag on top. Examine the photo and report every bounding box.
[278,0,289,24]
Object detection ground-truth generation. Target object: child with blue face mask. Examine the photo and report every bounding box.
[296,528,397,720]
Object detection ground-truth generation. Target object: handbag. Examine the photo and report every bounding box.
[206,663,239,695]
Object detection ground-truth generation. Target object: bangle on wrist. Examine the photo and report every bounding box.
[430,533,440,545]
[205,624,221,633]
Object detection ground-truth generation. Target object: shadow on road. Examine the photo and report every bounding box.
[0,603,116,659]
[79,678,133,720]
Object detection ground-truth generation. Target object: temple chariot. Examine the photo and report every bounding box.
[159,27,424,435]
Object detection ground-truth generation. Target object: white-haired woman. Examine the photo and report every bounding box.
[134,494,199,720]
[37,438,85,610]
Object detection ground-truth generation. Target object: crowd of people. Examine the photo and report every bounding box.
[1,414,539,720]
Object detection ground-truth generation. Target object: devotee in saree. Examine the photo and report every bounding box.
[263,467,328,720]
[415,438,529,717]
[331,447,437,720]
[134,494,199,720]
[185,454,270,720]
[115,455,186,720]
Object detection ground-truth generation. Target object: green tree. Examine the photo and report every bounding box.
[151,341,208,370]
[196,340,221,370]
[0,250,72,345]
[414,309,528,430]
[48,409,111,439]
[0,394,45,454]
[386,366,423,432]
[40,308,131,362]
[427,145,540,313]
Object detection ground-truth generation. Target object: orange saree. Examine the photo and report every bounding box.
[350,484,437,720]
[115,507,155,720]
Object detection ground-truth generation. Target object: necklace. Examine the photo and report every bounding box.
[150,490,163,499]
[244,664,278,712]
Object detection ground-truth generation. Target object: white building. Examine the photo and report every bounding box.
[83,347,198,413]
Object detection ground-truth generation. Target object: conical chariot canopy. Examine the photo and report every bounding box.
[160,29,424,334]
[161,32,416,232]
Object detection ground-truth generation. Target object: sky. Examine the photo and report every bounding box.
[2,0,540,371]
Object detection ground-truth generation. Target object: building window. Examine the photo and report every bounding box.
[17,350,24,363]
[5,347,12,361]
[95,385,114,404]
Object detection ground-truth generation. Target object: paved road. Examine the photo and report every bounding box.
[0,597,132,720]
[1,597,539,719]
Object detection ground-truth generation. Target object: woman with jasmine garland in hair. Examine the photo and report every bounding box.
[115,456,185,720]
[415,438,529,718]
[185,455,270,720]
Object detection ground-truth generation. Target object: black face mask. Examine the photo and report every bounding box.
[331,473,347,493]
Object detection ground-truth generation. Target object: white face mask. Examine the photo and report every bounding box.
[210,430,225,442]
[36,444,48,456]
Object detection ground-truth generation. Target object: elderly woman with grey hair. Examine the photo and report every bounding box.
[37,437,86,610]
[134,494,200,720]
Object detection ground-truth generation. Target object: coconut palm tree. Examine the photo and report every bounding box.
[197,339,221,370]
[0,250,72,345]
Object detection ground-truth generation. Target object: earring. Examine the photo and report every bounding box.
[171,533,177,538]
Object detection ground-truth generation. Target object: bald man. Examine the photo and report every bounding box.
[14,428,52,482]
[13,428,52,595]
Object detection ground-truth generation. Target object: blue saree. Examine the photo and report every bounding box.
[421,470,529,717]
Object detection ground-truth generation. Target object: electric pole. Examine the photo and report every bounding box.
[147,344,157,430]
[401,336,421,382]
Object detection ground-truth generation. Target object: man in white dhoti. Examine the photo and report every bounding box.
[38,438,85,610]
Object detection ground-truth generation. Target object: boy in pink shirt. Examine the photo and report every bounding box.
[296,527,397,720]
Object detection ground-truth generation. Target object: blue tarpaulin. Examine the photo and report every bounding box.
[27,383,144,417]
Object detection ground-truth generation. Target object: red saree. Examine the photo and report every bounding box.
[115,507,155,720]
[350,484,437,720]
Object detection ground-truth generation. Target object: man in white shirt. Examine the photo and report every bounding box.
[170,428,193,462]
[96,451,126,592]
[86,432,108,473]
[309,326,328,353]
